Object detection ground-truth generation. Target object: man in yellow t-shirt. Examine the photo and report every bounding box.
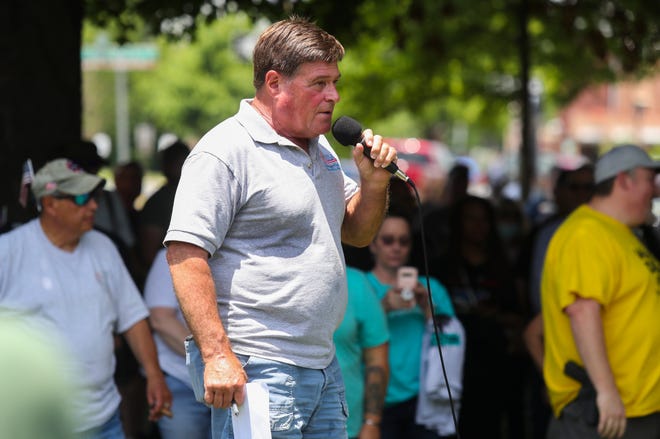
[542,144,660,439]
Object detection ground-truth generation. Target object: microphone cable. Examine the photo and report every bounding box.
[331,115,460,436]
[405,177,462,439]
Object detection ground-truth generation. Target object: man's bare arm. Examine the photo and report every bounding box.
[166,241,246,407]
[342,131,398,247]
[123,319,172,420]
[566,296,625,439]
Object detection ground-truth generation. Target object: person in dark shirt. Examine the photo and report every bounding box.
[139,140,189,268]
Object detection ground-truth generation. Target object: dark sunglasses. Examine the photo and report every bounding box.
[54,189,101,206]
[379,235,411,247]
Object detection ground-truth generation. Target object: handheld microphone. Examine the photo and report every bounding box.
[331,116,410,183]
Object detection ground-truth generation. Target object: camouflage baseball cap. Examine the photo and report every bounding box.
[31,158,105,200]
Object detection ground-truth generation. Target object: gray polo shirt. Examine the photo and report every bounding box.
[166,99,359,369]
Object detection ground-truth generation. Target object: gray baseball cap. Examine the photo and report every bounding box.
[31,158,105,199]
[594,144,660,184]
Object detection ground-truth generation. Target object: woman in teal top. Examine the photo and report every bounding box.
[334,267,389,439]
[366,213,456,439]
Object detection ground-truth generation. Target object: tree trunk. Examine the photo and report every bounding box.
[0,0,82,227]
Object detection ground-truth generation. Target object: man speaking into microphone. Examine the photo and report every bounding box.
[165,16,397,439]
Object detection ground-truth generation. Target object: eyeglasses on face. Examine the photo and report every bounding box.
[54,189,101,206]
[379,235,412,247]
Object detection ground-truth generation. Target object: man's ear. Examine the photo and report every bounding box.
[39,196,57,214]
[616,171,632,191]
[263,70,282,96]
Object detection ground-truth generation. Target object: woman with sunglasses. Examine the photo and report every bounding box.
[365,211,459,439]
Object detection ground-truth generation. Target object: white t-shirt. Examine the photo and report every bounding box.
[0,219,149,432]
[143,248,190,387]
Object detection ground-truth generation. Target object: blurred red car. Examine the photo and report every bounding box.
[384,137,453,198]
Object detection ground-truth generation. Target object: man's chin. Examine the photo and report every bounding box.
[316,118,333,134]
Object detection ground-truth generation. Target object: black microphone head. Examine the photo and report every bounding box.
[332,116,363,146]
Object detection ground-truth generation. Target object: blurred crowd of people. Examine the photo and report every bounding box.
[0,140,193,439]
[344,145,660,439]
[2,137,659,439]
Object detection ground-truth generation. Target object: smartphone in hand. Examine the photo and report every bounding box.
[397,266,418,301]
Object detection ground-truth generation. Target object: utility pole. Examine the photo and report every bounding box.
[518,0,535,202]
[81,34,158,163]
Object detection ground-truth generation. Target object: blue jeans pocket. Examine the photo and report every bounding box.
[339,390,349,419]
[270,400,294,432]
[184,335,207,405]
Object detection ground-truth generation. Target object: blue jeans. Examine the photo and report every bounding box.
[75,409,125,439]
[185,337,348,439]
[157,374,212,439]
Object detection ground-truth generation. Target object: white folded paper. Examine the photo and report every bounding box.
[232,382,272,439]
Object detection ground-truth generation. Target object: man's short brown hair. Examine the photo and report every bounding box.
[252,16,345,89]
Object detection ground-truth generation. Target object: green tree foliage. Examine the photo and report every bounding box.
[84,0,659,145]
[129,13,255,141]
[334,0,659,141]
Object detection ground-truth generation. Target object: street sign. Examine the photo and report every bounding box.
[82,42,158,71]
[81,34,159,163]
